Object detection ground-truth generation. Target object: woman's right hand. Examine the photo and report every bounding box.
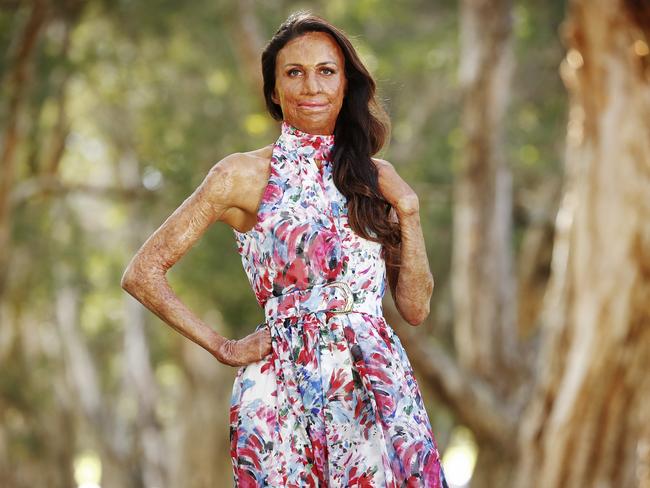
[215,325,272,367]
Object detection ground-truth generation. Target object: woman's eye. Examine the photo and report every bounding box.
[321,68,335,75]
[288,69,301,76]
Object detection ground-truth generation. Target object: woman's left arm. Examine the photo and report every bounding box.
[374,159,434,326]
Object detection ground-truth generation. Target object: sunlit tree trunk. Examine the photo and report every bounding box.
[123,293,168,487]
[53,264,132,488]
[453,0,517,486]
[120,153,169,488]
[454,0,516,387]
[515,1,650,487]
[170,339,235,488]
[0,309,77,488]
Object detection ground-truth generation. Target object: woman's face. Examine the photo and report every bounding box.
[272,31,347,135]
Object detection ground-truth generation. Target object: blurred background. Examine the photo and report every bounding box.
[1,0,648,487]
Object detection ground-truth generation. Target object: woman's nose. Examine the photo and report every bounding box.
[302,72,320,94]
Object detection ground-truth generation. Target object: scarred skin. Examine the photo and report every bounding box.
[375,159,435,326]
[121,32,434,367]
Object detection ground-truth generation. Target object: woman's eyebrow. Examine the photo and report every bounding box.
[282,61,339,68]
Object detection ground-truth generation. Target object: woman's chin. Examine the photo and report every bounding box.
[289,115,337,134]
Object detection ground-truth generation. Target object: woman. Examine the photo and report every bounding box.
[122,12,448,488]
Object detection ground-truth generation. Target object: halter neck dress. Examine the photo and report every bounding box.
[230,122,448,488]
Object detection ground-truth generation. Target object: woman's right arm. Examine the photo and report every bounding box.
[120,154,271,367]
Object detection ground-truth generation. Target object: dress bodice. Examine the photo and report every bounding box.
[233,122,386,309]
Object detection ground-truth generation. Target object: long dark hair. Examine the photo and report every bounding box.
[261,12,401,255]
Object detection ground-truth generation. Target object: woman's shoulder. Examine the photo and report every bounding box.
[197,145,275,229]
[216,144,274,174]
[371,157,392,167]
[195,145,274,205]
[204,145,273,187]
[371,157,396,174]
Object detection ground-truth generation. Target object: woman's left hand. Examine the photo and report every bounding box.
[374,159,419,217]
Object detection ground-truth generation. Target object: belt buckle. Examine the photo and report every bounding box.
[325,281,354,313]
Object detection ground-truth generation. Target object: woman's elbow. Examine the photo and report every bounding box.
[397,295,431,326]
[120,266,139,295]
[403,303,430,326]
[120,261,153,298]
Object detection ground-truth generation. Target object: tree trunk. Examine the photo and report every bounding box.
[515,1,650,487]
[0,0,47,299]
[232,0,264,99]
[123,294,168,488]
[453,0,517,486]
[119,151,169,488]
[0,309,77,488]
[454,0,517,390]
[170,339,235,488]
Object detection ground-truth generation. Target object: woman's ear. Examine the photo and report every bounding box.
[271,88,279,105]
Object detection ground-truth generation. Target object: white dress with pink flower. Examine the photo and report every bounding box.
[229,122,447,488]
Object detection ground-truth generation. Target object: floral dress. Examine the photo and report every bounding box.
[230,122,448,488]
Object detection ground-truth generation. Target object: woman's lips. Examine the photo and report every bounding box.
[298,101,329,110]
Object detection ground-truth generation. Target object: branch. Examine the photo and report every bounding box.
[10,176,155,204]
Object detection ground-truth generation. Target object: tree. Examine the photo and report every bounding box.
[400,1,650,486]
[515,1,650,486]
[453,0,518,484]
